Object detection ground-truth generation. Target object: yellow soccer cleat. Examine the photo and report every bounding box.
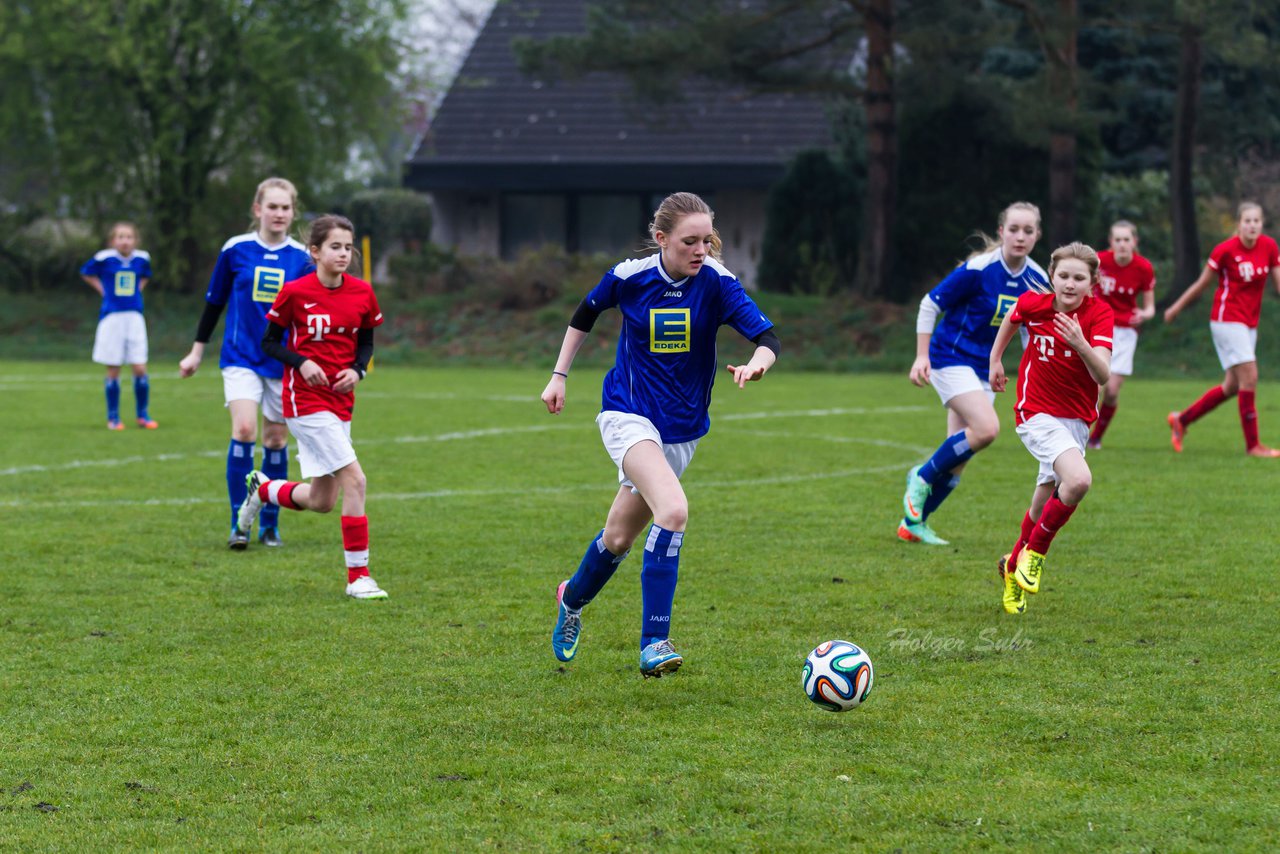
[1015,548,1045,594]
[999,554,1026,615]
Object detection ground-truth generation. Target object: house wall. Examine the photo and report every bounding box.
[425,187,769,290]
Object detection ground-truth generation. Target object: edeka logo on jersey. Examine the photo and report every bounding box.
[113,270,137,297]
[252,267,286,303]
[990,293,1018,326]
[650,308,691,353]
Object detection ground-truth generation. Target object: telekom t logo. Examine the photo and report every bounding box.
[1033,333,1072,362]
[306,314,332,341]
[1239,261,1256,282]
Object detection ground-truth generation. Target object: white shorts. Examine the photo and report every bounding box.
[1109,327,1139,376]
[1210,322,1257,370]
[222,367,285,423]
[1016,413,1089,485]
[92,311,148,366]
[931,365,995,406]
[596,410,698,490]
[287,411,356,478]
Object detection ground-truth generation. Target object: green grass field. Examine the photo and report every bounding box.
[3,360,1278,850]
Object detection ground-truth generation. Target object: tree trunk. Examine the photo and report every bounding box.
[857,0,898,299]
[1046,0,1078,248]
[1169,22,1202,292]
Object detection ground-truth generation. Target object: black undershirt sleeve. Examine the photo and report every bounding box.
[752,328,781,357]
[261,322,306,370]
[352,328,375,376]
[569,298,601,332]
[193,301,226,344]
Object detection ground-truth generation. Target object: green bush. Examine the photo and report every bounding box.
[346,188,434,250]
[0,216,99,292]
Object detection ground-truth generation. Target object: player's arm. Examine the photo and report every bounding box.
[138,277,150,292]
[261,321,326,387]
[1271,262,1280,296]
[179,301,227,377]
[726,328,779,388]
[1164,262,1214,323]
[909,294,941,387]
[1055,313,1111,385]
[333,328,374,394]
[988,311,1019,393]
[541,298,599,415]
[81,274,104,296]
[1132,289,1156,326]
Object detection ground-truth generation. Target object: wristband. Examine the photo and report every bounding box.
[552,370,568,378]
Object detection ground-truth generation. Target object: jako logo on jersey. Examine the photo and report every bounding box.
[113,270,137,297]
[253,267,286,303]
[663,290,683,298]
[990,293,1018,326]
[650,308,691,352]
[306,313,332,341]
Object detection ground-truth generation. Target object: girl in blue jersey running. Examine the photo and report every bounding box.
[81,222,155,430]
[179,178,313,550]
[899,201,1047,546]
[541,192,780,678]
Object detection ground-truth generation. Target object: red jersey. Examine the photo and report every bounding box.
[1010,291,1114,425]
[1207,235,1279,327]
[267,272,383,421]
[1096,250,1155,329]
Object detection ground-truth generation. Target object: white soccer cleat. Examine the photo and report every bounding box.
[346,575,389,600]
[236,471,267,535]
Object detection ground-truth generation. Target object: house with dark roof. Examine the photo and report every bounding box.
[405,0,832,288]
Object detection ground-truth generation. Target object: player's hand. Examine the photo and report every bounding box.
[1163,305,1179,324]
[908,356,931,387]
[332,368,359,394]
[299,360,328,387]
[989,362,1007,393]
[541,375,566,414]
[178,350,201,378]
[1054,312,1087,349]
[725,363,766,388]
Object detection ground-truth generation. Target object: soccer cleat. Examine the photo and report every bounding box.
[227,526,249,550]
[1167,412,1185,452]
[639,639,683,678]
[136,418,159,429]
[1246,445,1280,458]
[1014,548,1045,594]
[258,526,283,547]
[902,465,931,524]
[896,520,950,545]
[236,471,267,535]
[999,554,1026,614]
[345,575,389,599]
[107,420,124,431]
[552,580,582,662]
[1086,439,1102,450]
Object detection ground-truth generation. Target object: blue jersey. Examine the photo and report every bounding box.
[587,254,773,443]
[205,233,312,377]
[927,247,1048,374]
[81,249,152,319]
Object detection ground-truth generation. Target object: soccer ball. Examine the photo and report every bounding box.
[802,640,874,712]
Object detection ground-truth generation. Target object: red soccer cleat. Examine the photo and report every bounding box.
[137,418,159,429]
[1167,412,1184,452]
[107,420,124,431]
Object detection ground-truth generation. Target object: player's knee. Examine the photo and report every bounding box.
[601,529,633,556]
[969,423,999,449]
[310,492,337,514]
[231,423,257,443]
[1061,473,1092,502]
[654,500,688,532]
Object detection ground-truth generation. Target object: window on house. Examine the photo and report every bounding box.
[501,194,566,259]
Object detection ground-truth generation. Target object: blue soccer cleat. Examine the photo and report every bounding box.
[639,639,683,678]
[552,580,581,662]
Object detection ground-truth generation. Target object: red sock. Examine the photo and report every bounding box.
[1027,496,1077,555]
[341,515,370,584]
[1008,510,1038,569]
[1239,389,1260,450]
[1180,385,1229,427]
[260,480,302,511]
[1090,404,1117,443]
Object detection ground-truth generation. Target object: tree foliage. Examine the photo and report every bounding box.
[0,0,409,290]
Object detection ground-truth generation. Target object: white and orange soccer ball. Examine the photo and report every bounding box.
[802,640,874,712]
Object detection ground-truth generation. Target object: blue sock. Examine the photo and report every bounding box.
[922,474,961,523]
[227,440,255,529]
[259,444,289,530]
[640,524,683,649]
[133,375,150,420]
[105,378,120,422]
[564,530,628,610]
[918,431,975,485]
